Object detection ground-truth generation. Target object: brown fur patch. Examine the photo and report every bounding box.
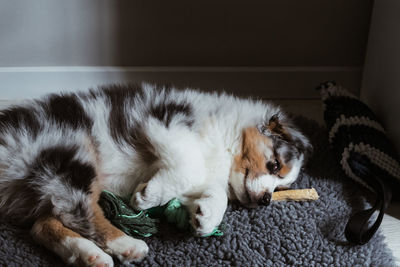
[278,164,291,177]
[31,217,81,245]
[267,115,283,133]
[233,127,272,178]
[90,191,125,246]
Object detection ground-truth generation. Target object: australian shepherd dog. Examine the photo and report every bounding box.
[0,84,311,266]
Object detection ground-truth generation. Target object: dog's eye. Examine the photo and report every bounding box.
[266,159,281,174]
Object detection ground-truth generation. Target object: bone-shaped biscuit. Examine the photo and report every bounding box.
[271,188,319,201]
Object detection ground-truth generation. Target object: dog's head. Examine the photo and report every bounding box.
[229,114,312,207]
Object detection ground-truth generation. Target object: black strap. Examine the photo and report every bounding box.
[344,153,392,244]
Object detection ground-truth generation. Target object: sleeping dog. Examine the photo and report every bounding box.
[0,84,311,266]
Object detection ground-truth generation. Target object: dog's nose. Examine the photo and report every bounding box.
[258,192,271,206]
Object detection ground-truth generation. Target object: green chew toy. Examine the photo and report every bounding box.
[98,190,158,237]
[99,190,223,238]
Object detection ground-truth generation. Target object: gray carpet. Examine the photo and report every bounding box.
[0,117,396,266]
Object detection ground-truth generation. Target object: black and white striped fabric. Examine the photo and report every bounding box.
[318,81,400,244]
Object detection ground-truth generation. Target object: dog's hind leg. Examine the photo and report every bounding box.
[89,192,149,264]
[31,216,113,266]
[31,180,148,266]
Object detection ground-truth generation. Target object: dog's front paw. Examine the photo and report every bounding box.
[65,237,114,267]
[106,235,149,264]
[130,182,160,210]
[189,196,226,236]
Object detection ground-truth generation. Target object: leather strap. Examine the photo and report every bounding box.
[344,153,392,244]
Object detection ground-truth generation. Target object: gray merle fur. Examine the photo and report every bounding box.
[0,105,41,143]
[101,84,142,147]
[149,100,194,128]
[40,94,93,130]
[32,146,96,193]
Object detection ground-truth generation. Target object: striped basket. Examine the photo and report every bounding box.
[318,81,400,244]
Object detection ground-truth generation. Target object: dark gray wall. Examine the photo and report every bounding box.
[361,0,400,155]
[0,0,373,67]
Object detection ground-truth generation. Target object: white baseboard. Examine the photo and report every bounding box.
[0,66,362,100]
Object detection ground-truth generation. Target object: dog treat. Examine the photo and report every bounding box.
[271,188,319,202]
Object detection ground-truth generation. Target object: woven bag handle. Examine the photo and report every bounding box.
[344,153,392,244]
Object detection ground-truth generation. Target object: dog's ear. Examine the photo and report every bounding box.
[258,113,289,139]
[258,113,285,136]
[284,124,313,164]
[267,114,283,134]
[260,113,313,164]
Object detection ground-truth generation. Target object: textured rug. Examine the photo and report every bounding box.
[0,117,396,266]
